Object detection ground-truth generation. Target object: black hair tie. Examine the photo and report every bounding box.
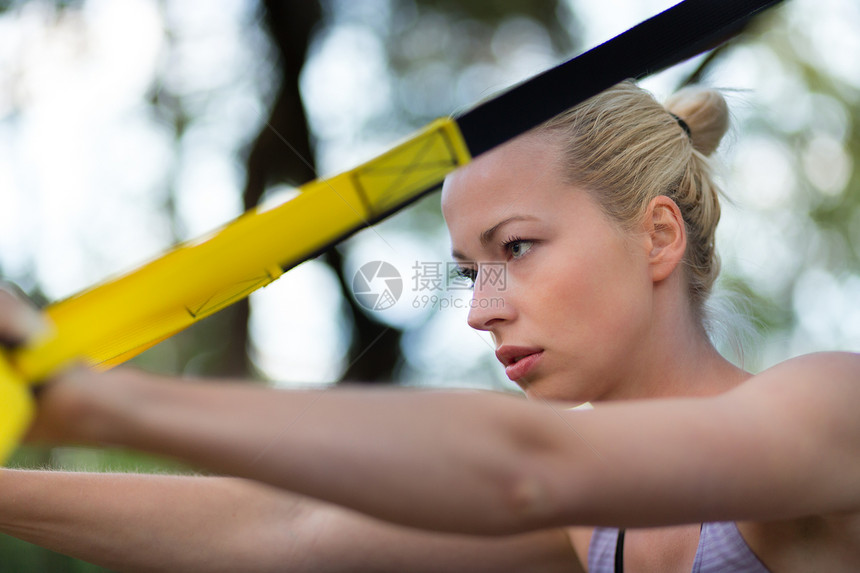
[669,112,692,139]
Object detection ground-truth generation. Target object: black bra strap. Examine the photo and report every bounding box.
[615,529,626,573]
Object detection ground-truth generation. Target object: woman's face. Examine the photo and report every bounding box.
[441,133,655,402]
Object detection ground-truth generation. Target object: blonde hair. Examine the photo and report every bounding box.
[539,81,730,316]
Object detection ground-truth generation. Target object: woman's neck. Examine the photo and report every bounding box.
[596,301,751,403]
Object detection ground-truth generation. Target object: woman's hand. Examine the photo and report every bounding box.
[0,284,48,347]
[23,365,113,445]
[0,283,107,446]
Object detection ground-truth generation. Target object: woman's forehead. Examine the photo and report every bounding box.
[441,133,561,214]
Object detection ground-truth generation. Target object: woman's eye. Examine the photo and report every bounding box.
[506,239,534,259]
[453,266,477,287]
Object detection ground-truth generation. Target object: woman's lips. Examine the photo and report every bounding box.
[495,346,544,382]
[504,351,543,381]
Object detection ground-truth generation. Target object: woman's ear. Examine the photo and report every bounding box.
[643,196,686,283]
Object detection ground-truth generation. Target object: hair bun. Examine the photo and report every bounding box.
[664,86,729,156]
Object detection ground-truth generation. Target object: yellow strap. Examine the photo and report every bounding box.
[0,117,468,463]
[0,351,35,463]
[11,117,471,383]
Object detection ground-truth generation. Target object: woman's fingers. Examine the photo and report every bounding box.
[0,284,49,347]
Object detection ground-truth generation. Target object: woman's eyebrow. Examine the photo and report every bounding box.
[451,215,537,260]
[479,215,537,247]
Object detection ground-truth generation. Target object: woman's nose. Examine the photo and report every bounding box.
[466,264,514,331]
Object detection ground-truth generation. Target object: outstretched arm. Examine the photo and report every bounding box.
[0,471,307,572]
[0,469,579,573]
[33,369,565,535]
[31,352,860,536]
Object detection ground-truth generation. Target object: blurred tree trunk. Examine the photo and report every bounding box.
[219,0,404,383]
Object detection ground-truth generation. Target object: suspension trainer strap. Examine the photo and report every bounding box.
[458,0,783,156]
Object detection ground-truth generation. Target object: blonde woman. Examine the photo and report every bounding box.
[1,82,859,572]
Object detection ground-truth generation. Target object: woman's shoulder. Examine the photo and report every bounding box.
[719,351,860,515]
[723,352,860,461]
[729,351,860,400]
[763,350,859,369]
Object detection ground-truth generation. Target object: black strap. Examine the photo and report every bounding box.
[615,529,626,573]
[613,524,706,571]
[456,0,783,158]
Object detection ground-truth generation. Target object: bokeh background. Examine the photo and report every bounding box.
[1,0,858,568]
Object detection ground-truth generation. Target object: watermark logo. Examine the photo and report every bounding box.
[352,261,403,311]
[352,260,506,312]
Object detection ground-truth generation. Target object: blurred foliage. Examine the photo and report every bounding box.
[0,535,109,572]
[385,0,577,123]
[0,0,80,12]
[706,1,860,366]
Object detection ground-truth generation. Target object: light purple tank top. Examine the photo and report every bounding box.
[588,522,770,573]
